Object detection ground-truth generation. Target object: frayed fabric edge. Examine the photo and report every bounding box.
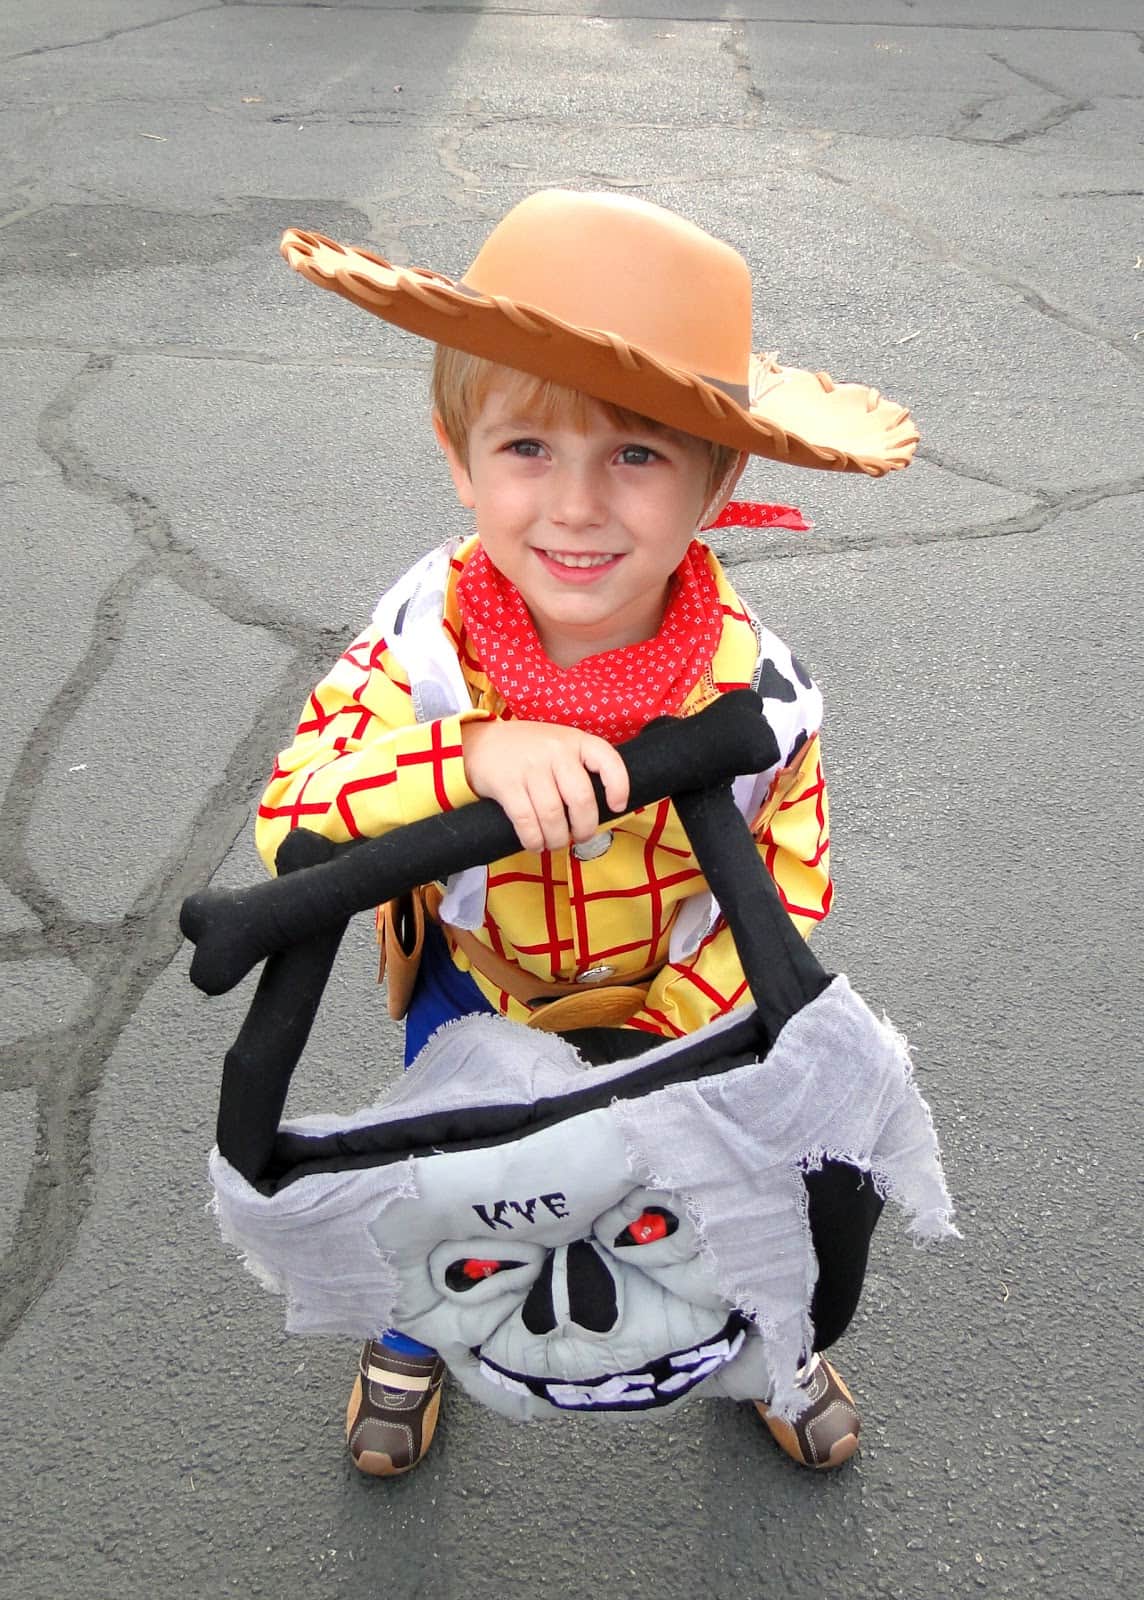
[207,1148,417,1338]
[615,1123,818,1424]
[611,975,958,1422]
[209,1190,286,1297]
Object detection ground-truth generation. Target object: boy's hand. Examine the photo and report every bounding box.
[462,720,630,853]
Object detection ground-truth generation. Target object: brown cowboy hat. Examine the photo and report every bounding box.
[281,190,918,476]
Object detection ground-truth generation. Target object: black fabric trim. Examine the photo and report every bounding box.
[259,1012,765,1193]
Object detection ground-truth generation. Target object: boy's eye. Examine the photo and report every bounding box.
[507,439,544,458]
[617,445,659,466]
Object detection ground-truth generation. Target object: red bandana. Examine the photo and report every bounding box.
[706,501,811,531]
[456,540,724,744]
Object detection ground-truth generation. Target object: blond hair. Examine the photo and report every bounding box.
[431,346,742,506]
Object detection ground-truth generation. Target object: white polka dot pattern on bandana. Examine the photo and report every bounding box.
[456,541,724,744]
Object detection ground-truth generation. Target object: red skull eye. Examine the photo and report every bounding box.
[631,1212,667,1244]
[614,1207,678,1247]
[464,1259,502,1280]
[445,1258,525,1292]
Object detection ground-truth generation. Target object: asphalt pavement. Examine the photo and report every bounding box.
[1,3,1141,1598]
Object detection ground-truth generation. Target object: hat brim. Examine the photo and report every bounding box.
[281,230,919,477]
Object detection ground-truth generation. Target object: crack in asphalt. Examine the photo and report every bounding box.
[0,88,1132,149]
[261,106,761,130]
[946,55,1093,148]
[799,161,1143,367]
[918,452,1052,503]
[721,21,765,125]
[994,99,1091,148]
[0,202,51,234]
[947,94,1004,142]
[717,469,1144,569]
[731,60,1138,366]
[0,354,345,1348]
[36,357,333,636]
[0,921,126,969]
[952,97,1091,148]
[0,656,320,1346]
[0,336,432,372]
[0,557,155,933]
[2,3,224,63]
[438,117,499,213]
[981,52,1067,98]
[10,1,1140,51]
[224,4,1144,37]
[1052,189,1144,199]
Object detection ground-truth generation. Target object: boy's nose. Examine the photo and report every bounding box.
[547,464,606,529]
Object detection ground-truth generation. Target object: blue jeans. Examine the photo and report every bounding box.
[402,917,495,1065]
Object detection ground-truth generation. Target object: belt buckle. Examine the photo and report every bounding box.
[575,964,617,985]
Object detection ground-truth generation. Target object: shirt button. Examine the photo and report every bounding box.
[576,964,616,985]
[572,830,613,862]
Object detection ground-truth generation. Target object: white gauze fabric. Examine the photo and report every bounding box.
[210,1153,418,1337]
[612,975,958,1419]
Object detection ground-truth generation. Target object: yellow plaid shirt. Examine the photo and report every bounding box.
[257,538,831,1039]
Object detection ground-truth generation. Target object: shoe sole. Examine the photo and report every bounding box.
[752,1401,857,1472]
[345,1375,443,1477]
[755,1403,861,1469]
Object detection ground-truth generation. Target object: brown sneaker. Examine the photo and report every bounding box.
[345,1339,446,1476]
[754,1355,861,1469]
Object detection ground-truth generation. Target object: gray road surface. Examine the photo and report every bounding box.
[1,3,1141,1597]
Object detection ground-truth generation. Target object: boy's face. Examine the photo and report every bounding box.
[436,384,718,667]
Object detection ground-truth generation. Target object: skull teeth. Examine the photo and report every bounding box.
[670,1334,732,1368]
[478,1323,747,1410]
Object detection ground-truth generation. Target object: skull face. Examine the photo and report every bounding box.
[372,1107,745,1412]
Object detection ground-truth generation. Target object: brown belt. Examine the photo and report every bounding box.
[378,884,659,1032]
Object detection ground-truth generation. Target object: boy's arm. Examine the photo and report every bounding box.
[255,624,492,873]
[626,734,832,1039]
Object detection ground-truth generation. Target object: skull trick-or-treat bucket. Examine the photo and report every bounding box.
[184,695,956,1424]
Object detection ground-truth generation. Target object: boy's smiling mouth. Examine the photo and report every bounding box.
[539,550,621,571]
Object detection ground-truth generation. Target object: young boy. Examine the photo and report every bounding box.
[259,190,917,1476]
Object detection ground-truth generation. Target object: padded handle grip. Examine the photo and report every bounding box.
[671,786,830,1048]
[181,691,779,995]
[214,828,349,1183]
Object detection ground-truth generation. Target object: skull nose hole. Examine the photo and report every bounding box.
[565,1240,618,1333]
[520,1243,620,1336]
[521,1252,556,1335]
